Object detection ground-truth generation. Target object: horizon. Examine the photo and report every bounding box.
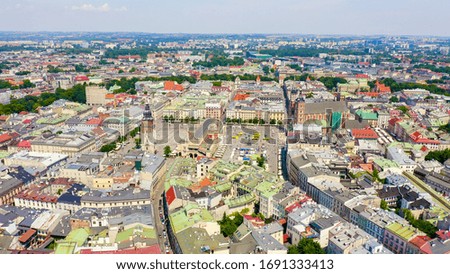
[0,31,449,39]
[0,0,449,37]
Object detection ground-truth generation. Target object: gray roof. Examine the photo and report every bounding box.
[258,222,283,235]
[251,230,287,252]
[81,189,150,203]
[141,154,165,174]
[304,101,347,114]
[0,178,23,196]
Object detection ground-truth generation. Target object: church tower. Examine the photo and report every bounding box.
[141,102,156,154]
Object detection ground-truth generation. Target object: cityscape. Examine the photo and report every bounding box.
[0,31,449,255]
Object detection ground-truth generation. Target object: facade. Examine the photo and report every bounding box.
[0,178,25,205]
[86,86,108,106]
[141,103,156,154]
[30,133,96,157]
[294,100,349,128]
[383,222,423,254]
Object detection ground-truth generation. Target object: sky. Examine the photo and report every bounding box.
[0,0,449,36]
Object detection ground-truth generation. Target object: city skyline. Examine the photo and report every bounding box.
[0,0,449,36]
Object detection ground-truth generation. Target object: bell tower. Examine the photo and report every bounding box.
[141,101,156,153]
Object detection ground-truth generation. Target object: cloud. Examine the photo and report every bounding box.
[71,3,114,13]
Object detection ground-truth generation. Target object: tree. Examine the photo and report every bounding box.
[288,238,325,254]
[402,209,438,238]
[425,149,450,164]
[389,96,399,103]
[100,142,116,153]
[218,212,244,237]
[380,200,389,210]
[256,155,266,168]
[439,123,450,133]
[397,106,409,114]
[129,127,140,138]
[164,146,172,157]
[135,138,141,148]
[318,76,347,90]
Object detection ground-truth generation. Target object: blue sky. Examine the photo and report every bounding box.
[0,0,449,36]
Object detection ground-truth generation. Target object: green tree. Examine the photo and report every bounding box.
[288,238,325,254]
[397,106,409,114]
[317,76,347,90]
[164,146,172,157]
[402,209,438,238]
[425,149,450,164]
[380,200,389,210]
[389,96,399,103]
[100,142,116,153]
[218,212,244,237]
[256,155,266,168]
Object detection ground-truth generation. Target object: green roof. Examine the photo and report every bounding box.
[0,151,11,159]
[65,228,89,246]
[115,226,156,243]
[55,242,77,254]
[224,194,255,208]
[36,115,71,125]
[356,109,378,120]
[385,222,417,241]
[176,227,229,254]
[55,228,89,254]
[169,207,214,234]
[255,181,282,198]
[164,178,194,191]
[373,158,399,169]
[214,182,232,192]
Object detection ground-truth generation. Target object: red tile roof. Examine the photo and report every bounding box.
[17,140,31,148]
[356,74,369,79]
[164,81,184,91]
[166,185,176,206]
[19,229,37,243]
[105,94,115,99]
[409,235,432,254]
[359,163,373,172]
[436,230,450,241]
[375,81,391,93]
[0,133,12,143]
[86,118,103,125]
[75,75,89,82]
[351,128,378,139]
[233,94,250,101]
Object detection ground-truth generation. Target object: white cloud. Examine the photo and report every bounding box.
[71,3,115,13]
[116,6,128,12]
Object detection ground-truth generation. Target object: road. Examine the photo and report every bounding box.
[151,157,175,254]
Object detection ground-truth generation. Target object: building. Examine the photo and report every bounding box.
[386,147,417,173]
[80,189,151,209]
[31,133,96,157]
[294,99,349,128]
[139,153,166,190]
[141,103,156,154]
[86,86,108,106]
[0,178,25,205]
[383,222,423,254]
